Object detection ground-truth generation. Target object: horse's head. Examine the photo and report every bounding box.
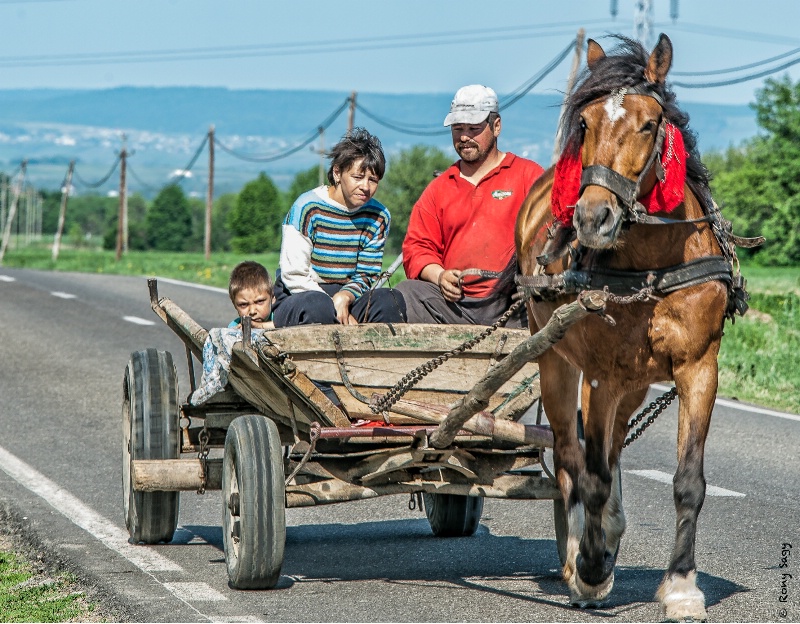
[571,34,673,249]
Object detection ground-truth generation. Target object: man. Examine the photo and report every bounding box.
[395,84,544,327]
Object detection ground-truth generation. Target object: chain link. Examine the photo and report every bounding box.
[623,387,678,447]
[196,426,210,495]
[369,298,526,415]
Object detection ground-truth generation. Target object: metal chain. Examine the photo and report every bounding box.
[623,387,678,447]
[285,422,321,487]
[369,298,526,415]
[196,426,210,495]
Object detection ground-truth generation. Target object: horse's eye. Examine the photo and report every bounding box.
[640,120,657,133]
[579,117,587,131]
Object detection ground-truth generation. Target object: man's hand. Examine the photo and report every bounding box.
[438,268,463,302]
[332,290,358,325]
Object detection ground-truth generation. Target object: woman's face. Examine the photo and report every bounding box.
[333,157,380,209]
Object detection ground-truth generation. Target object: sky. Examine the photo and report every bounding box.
[1,0,799,107]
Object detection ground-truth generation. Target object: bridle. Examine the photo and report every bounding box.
[577,84,711,227]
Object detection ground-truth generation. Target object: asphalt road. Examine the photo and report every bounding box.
[0,267,798,623]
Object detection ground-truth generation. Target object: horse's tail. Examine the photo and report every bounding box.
[492,252,519,298]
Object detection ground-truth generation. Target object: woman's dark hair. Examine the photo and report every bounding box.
[327,127,386,185]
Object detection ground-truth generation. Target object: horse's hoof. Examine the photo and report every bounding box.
[568,566,614,608]
[657,571,707,623]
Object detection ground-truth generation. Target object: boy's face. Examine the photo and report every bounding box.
[233,286,273,324]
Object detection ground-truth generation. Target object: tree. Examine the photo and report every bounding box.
[286,165,325,207]
[146,184,192,251]
[211,193,238,252]
[375,145,451,254]
[227,172,284,253]
[707,75,800,265]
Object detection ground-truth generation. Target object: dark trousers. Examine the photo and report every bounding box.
[272,275,406,328]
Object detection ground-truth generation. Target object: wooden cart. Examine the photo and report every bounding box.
[123,279,569,590]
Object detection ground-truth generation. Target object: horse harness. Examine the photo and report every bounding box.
[516,83,763,322]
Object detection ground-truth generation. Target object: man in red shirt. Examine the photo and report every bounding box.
[396,84,544,326]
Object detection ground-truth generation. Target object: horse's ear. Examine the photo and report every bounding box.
[644,33,673,84]
[586,39,605,69]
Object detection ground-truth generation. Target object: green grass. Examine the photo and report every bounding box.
[1,246,797,412]
[0,548,96,622]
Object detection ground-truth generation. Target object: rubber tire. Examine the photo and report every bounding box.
[422,493,483,537]
[123,349,180,544]
[223,415,286,590]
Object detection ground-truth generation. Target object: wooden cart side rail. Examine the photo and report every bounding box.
[148,278,207,360]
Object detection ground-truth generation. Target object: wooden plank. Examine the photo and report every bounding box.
[262,323,534,356]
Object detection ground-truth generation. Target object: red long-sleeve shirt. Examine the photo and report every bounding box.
[402,153,544,298]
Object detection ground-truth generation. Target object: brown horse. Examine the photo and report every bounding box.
[514,34,741,620]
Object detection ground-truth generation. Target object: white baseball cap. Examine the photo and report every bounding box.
[443,84,499,126]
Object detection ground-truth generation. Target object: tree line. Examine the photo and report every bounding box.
[11,76,800,266]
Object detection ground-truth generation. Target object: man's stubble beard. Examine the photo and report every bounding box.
[455,135,496,163]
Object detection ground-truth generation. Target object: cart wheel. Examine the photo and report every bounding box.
[553,499,568,567]
[122,349,180,544]
[223,415,286,590]
[422,493,483,537]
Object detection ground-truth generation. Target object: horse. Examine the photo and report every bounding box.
[512,34,745,620]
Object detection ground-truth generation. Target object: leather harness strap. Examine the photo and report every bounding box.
[517,255,733,299]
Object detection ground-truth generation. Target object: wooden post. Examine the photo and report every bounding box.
[347,91,357,133]
[52,160,74,262]
[0,161,27,266]
[115,137,127,262]
[552,29,585,164]
[316,126,325,186]
[204,125,214,261]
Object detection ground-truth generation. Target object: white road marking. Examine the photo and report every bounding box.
[626,469,745,497]
[0,445,182,572]
[51,291,76,299]
[0,275,15,282]
[163,582,227,602]
[152,276,228,294]
[651,383,800,422]
[123,315,155,326]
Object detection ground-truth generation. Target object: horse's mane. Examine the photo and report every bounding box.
[560,35,710,199]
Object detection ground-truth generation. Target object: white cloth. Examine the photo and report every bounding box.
[189,327,266,405]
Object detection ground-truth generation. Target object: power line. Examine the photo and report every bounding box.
[672,53,800,88]
[72,155,121,189]
[214,98,349,162]
[658,21,800,47]
[355,39,575,137]
[672,45,800,76]
[0,22,614,68]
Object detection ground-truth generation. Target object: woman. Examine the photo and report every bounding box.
[272,127,406,327]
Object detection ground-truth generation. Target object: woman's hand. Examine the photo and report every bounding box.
[332,290,357,325]
[438,269,463,302]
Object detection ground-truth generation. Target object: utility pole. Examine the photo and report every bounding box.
[316,126,326,186]
[552,29,586,164]
[634,0,654,49]
[116,136,127,262]
[0,176,6,236]
[205,125,215,261]
[0,160,27,266]
[347,91,357,133]
[52,160,74,262]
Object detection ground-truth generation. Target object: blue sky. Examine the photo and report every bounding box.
[1,0,799,105]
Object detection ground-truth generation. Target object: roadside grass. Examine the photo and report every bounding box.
[0,539,97,622]
[1,246,797,412]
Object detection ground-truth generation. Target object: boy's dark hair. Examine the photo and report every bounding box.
[228,261,272,302]
[327,127,386,185]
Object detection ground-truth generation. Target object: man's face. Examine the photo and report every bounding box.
[450,117,500,163]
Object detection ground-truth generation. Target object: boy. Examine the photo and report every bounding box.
[228,260,274,329]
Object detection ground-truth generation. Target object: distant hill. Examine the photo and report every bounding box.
[0,87,758,197]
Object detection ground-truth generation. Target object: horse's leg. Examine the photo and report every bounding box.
[569,379,619,606]
[538,349,584,592]
[656,359,717,622]
[602,388,648,561]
